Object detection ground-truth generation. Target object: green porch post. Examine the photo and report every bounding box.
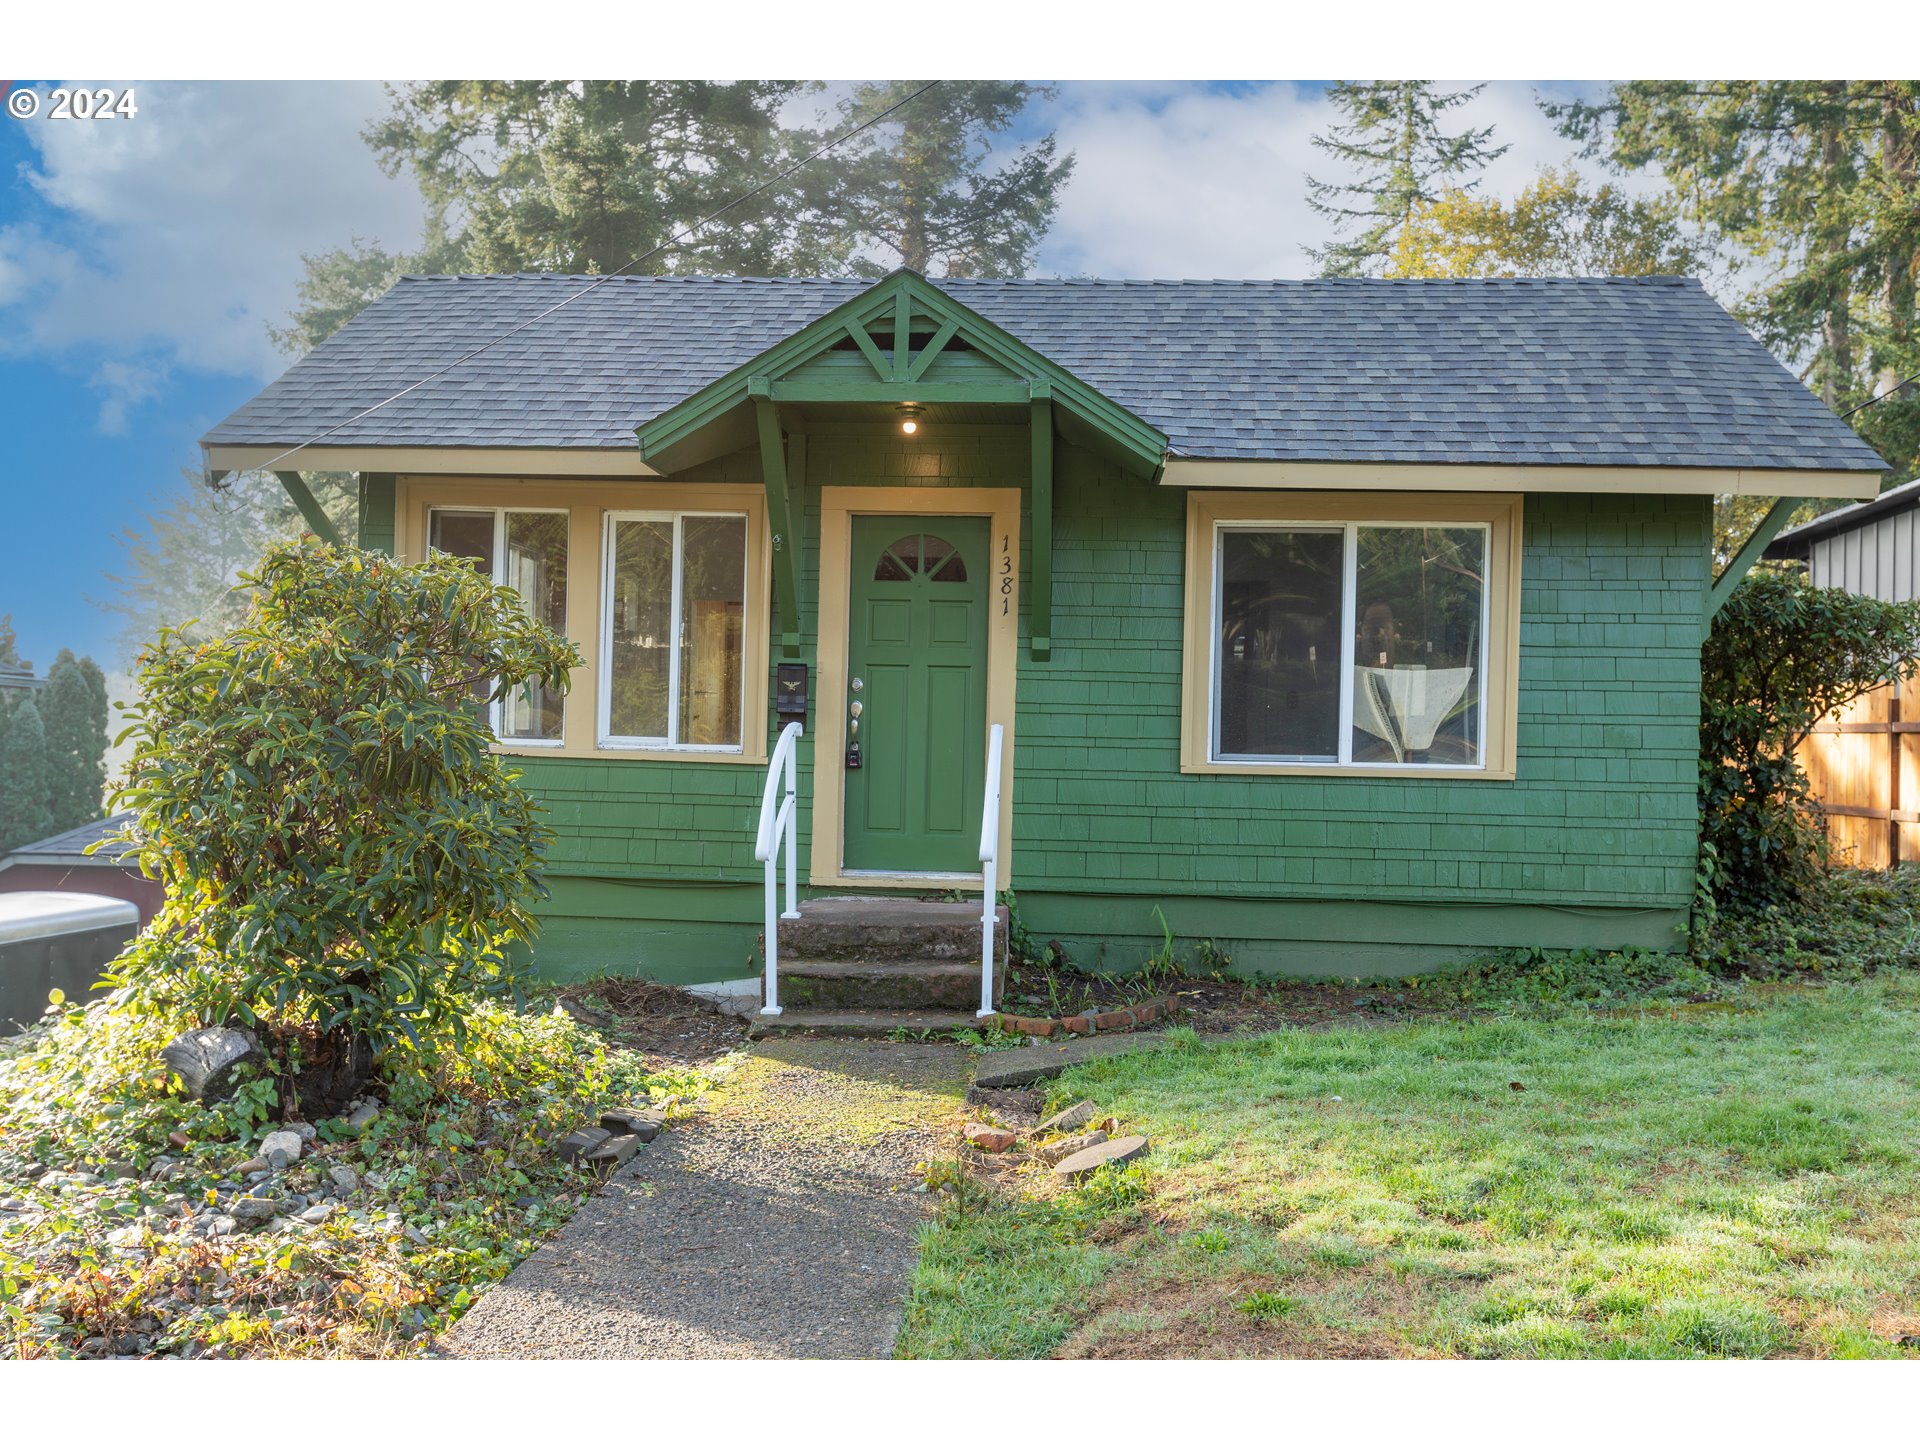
[1030,389,1054,661]
[274,471,342,546]
[1704,496,1801,631]
[751,381,803,658]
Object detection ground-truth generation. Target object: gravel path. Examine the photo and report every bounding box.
[441,1037,970,1359]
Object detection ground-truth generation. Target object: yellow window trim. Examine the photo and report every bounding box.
[1179,490,1523,780]
[810,485,1021,891]
[394,476,772,765]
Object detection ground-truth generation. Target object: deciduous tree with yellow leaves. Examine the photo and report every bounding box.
[1385,167,1712,280]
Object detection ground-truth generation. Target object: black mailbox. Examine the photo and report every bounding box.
[775,662,808,718]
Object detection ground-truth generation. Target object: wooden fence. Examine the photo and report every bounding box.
[1797,672,1920,868]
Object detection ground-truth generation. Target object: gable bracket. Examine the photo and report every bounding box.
[892,290,912,377]
[908,317,963,382]
[844,321,891,380]
[274,471,343,546]
[1705,495,1801,632]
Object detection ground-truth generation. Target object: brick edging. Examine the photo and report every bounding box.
[994,994,1180,1038]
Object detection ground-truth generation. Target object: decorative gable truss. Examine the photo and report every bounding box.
[635,270,1170,662]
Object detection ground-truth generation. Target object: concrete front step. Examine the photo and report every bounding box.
[777,897,1009,965]
[770,895,1009,1012]
[778,959,985,1012]
[748,1009,988,1039]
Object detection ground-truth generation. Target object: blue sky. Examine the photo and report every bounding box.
[0,79,1619,678]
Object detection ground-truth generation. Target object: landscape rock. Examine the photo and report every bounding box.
[599,1108,663,1142]
[227,1195,278,1222]
[1030,1099,1096,1135]
[1053,1135,1151,1183]
[236,1157,268,1177]
[297,1203,335,1225]
[963,1122,1017,1153]
[344,1098,381,1130]
[286,1122,317,1141]
[558,1127,611,1164]
[585,1133,640,1168]
[207,1216,236,1237]
[160,1026,262,1103]
[328,1164,360,1195]
[257,1131,303,1169]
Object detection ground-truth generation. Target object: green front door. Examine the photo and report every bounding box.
[843,516,991,874]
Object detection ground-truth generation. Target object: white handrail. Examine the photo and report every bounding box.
[756,721,803,1016]
[976,722,1006,1019]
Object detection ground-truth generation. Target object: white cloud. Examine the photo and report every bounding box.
[88,357,170,434]
[0,80,425,421]
[1035,81,1641,279]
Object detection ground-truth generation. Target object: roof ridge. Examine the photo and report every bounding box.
[390,272,1701,288]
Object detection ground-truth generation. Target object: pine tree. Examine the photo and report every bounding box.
[41,651,108,833]
[278,80,1075,353]
[0,697,54,852]
[277,82,848,354]
[826,81,1074,278]
[1307,82,1510,277]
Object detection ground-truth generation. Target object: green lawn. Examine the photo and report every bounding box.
[898,976,1920,1358]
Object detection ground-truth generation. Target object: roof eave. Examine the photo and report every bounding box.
[201,443,662,480]
[1159,459,1885,498]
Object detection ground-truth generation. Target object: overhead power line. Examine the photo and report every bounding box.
[225,80,945,484]
[1841,373,1920,420]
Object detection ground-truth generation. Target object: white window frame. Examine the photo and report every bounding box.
[598,509,751,754]
[1208,518,1493,772]
[427,505,569,749]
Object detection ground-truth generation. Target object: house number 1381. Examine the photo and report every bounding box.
[1000,534,1013,614]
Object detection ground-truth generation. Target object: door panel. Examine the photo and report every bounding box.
[844,517,991,873]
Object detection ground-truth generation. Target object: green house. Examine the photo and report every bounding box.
[203,270,1885,999]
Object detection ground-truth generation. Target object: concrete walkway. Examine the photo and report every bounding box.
[441,1038,970,1359]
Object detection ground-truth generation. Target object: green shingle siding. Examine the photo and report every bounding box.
[376,425,1706,981]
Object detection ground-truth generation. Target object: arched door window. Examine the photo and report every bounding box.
[872,533,968,583]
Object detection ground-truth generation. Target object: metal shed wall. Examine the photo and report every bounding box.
[1809,508,1920,601]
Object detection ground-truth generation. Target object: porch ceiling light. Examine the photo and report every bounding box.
[897,403,922,436]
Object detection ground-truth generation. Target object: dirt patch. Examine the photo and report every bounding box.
[1050,1230,1493,1360]
[556,977,748,1065]
[1001,967,1463,1038]
[1054,1273,1416,1360]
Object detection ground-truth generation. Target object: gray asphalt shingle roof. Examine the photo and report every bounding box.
[204,273,1887,472]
